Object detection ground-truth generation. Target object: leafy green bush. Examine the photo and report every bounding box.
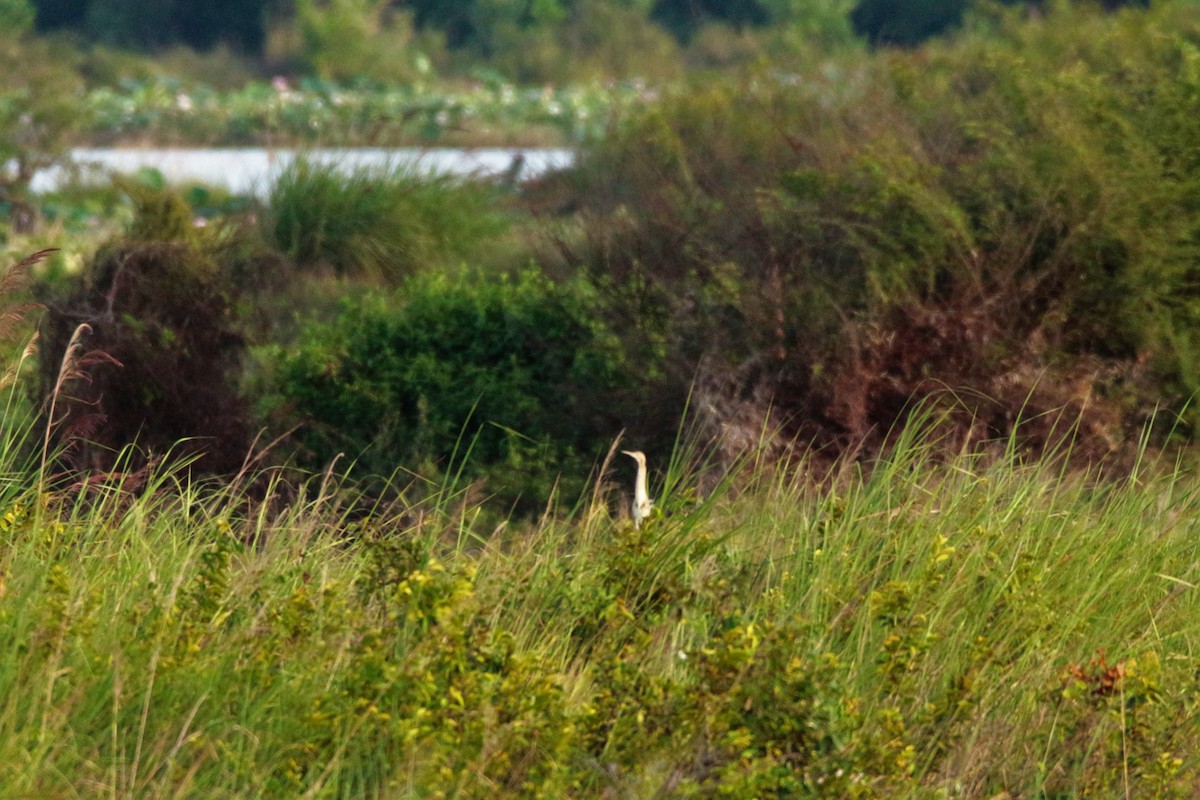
[482,0,683,83]
[266,157,508,284]
[293,0,430,83]
[271,269,637,505]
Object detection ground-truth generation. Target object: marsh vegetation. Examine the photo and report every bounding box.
[2,0,1200,796]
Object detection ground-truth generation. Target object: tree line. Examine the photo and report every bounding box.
[28,0,1152,61]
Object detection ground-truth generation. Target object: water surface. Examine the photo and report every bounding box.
[32,147,575,196]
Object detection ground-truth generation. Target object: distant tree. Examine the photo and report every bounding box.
[851,0,1152,47]
[32,0,85,30]
[453,0,569,58]
[850,0,968,46]
[400,0,675,81]
[0,0,84,232]
[759,0,857,50]
[404,0,474,47]
[650,0,769,42]
[405,0,657,52]
[83,0,174,48]
[296,0,419,81]
[175,0,267,52]
[32,0,266,53]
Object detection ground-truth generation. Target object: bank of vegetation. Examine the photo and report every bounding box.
[2,415,1199,797]
[1,0,1200,796]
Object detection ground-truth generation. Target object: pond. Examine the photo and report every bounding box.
[31,147,576,197]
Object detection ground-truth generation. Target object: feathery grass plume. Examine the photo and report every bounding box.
[0,333,37,392]
[0,250,55,489]
[38,323,121,491]
[0,248,54,340]
[582,431,626,526]
[0,333,39,491]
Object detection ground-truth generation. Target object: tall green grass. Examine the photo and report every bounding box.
[266,157,509,284]
[1,416,1199,796]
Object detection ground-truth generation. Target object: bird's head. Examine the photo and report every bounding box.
[621,450,647,467]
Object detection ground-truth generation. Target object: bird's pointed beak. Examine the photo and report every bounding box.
[620,450,635,457]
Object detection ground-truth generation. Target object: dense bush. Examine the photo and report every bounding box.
[37,185,253,476]
[270,269,640,505]
[545,2,1200,464]
[466,0,684,84]
[290,0,429,83]
[267,157,508,284]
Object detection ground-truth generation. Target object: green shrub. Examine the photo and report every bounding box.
[271,268,637,506]
[267,157,508,284]
[499,0,684,83]
[293,0,432,83]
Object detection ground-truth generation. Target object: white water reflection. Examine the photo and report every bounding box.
[31,147,575,197]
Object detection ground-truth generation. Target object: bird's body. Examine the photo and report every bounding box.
[622,450,653,528]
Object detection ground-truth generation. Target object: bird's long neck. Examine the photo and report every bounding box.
[634,461,649,507]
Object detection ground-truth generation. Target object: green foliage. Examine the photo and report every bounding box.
[555,1,1200,462]
[40,0,267,52]
[650,0,769,42]
[83,0,171,48]
[272,269,635,505]
[117,174,197,241]
[293,0,426,83]
[757,0,859,51]
[405,0,859,67]
[0,36,85,231]
[473,0,683,83]
[850,0,971,45]
[267,157,508,283]
[3,420,1200,795]
[37,0,1161,82]
[0,0,33,35]
[289,0,686,82]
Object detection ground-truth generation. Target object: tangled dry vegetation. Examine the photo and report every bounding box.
[537,3,1200,477]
